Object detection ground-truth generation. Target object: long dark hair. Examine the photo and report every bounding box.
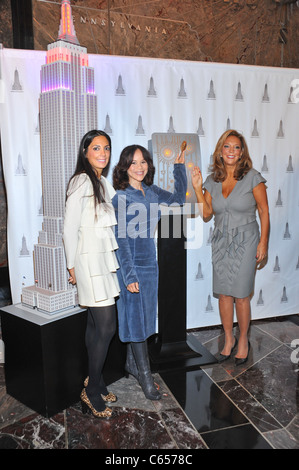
[113,144,155,190]
[211,129,252,182]
[67,130,111,208]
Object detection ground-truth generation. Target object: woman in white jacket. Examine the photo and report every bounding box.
[63,130,120,419]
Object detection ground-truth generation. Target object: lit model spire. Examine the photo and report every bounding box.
[57,0,80,45]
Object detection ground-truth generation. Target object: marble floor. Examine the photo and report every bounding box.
[0,314,299,450]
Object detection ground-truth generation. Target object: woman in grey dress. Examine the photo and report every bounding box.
[191,130,269,365]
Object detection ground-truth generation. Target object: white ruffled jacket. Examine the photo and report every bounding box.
[63,173,120,307]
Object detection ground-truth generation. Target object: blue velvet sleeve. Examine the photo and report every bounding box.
[151,164,187,205]
[112,192,139,287]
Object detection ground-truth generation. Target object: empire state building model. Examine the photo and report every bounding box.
[22,0,97,313]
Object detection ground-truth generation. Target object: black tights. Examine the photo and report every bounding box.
[85,305,116,410]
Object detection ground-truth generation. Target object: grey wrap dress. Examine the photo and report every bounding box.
[203,168,266,299]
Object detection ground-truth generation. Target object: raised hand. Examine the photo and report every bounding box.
[191,166,203,192]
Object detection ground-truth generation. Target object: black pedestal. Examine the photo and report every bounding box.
[1,304,125,417]
[149,215,216,372]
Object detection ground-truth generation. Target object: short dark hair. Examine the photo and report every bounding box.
[113,145,155,190]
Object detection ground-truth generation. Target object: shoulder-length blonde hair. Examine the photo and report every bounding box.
[210,129,252,182]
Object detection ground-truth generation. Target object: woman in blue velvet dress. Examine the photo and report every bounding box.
[112,145,187,399]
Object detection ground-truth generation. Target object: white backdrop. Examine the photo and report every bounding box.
[1,46,299,328]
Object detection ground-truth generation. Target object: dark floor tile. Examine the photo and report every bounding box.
[160,408,207,449]
[1,316,298,449]
[0,412,66,449]
[66,403,176,449]
[237,344,299,427]
[190,324,282,379]
[254,316,299,345]
[264,427,299,449]
[188,327,222,346]
[286,414,299,445]
[160,369,248,433]
[219,379,282,433]
[0,433,25,449]
[0,384,34,430]
[201,423,273,449]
